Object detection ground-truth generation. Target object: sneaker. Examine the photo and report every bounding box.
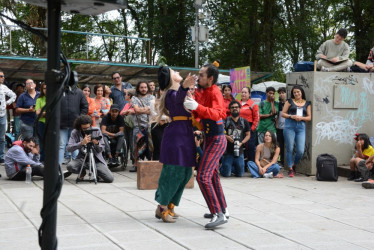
[205,213,228,229]
[321,66,329,72]
[129,166,137,172]
[63,171,72,179]
[112,158,119,165]
[288,169,294,178]
[264,172,273,179]
[204,209,230,219]
[354,177,365,182]
[347,171,356,181]
[362,181,374,189]
[346,66,351,72]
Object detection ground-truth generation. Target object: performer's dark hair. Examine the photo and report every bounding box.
[203,63,219,84]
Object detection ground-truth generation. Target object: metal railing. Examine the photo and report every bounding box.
[0,23,151,64]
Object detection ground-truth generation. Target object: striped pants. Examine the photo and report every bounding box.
[197,134,227,214]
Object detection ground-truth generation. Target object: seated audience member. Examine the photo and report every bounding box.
[65,115,114,183]
[315,28,352,72]
[352,40,374,72]
[247,130,281,178]
[4,137,43,180]
[257,87,278,144]
[356,154,374,183]
[220,101,250,177]
[348,133,374,182]
[101,104,125,164]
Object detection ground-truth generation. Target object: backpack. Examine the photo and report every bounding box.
[316,154,338,181]
[294,61,314,72]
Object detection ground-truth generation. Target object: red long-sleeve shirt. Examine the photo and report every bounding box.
[239,99,259,131]
[193,85,226,121]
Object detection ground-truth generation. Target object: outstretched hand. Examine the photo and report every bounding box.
[183,73,197,89]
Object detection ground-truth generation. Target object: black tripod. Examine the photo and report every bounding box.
[77,142,98,184]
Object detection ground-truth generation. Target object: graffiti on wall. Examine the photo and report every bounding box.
[315,116,358,145]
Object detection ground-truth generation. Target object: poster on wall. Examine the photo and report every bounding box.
[230,66,251,99]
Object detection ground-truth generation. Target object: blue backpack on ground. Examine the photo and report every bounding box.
[294,61,314,72]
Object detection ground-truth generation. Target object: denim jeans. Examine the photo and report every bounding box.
[59,128,78,164]
[283,119,306,168]
[14,116,20,140]
[20,120,35,140]
[0,115,6,159]
[247,161,280,178]
[220,153,245,177]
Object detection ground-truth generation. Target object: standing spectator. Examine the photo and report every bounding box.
[120,89,136,167]
[104,85,113,104]
[35,83,47,162]
[10,83,25,140]
[247,130,281,178]
[150,88,169,160]
[257,87,278,144]
[81,84,98,127]
[130,81,155,172]
[101,104,125,165]
[148,81,156,96]
[316,28,352,72]
[276,87,287,167]
[109,72,133,111]
[16,79,39,139]
[220,100,250,177]
[93,84,111,127]
[222,85,233,118]
[0,69,16,163]
[4,137,43,180]
[59,85,88,165]
[281,86,311,177]
[238,87,259,162]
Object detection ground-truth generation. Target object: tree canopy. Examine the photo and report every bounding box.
[0,0,373,81]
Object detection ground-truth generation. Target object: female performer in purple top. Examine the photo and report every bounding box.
[154,66,196,223]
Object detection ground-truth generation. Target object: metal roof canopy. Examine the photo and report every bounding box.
[0,56,272,86]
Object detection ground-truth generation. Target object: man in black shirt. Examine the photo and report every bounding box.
[220,101,251,177]
[101,104,125,165]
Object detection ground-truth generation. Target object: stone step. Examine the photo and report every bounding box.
[338,165,351,178]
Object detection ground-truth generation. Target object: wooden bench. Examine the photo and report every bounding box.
[137,161,195,190]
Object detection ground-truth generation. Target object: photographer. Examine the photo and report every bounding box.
[65,115,114,183]
[220,101,250,177]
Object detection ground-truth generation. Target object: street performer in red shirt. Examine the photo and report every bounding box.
[183,64,228,229]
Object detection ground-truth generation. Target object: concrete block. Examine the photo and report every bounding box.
[137,161,194,190]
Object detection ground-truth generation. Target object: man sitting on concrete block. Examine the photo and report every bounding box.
[316,28,352,72]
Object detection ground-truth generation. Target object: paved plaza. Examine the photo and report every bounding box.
[0,165,373,250]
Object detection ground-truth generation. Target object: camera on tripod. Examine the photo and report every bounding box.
[232,129,241,158]
[83,128,102,142]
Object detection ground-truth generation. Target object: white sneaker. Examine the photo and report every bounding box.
[321,66,329,72]
[205,213,228,229]
[264,172,273,179]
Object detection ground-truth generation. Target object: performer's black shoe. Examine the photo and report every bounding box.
[205,212,227,229]
[204,209,229,219]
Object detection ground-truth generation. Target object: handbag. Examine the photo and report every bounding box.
[124,115,134,129]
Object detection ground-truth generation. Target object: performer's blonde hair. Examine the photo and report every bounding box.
[155,69,179,124]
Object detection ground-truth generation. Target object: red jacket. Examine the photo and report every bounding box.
[193,85,226,121]
[238,99,259,131]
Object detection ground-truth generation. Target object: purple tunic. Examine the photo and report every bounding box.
[159,86,196,167]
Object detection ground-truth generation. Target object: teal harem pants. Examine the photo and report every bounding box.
[155,164,192,206]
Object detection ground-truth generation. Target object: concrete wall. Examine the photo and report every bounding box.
[286,72,374,175]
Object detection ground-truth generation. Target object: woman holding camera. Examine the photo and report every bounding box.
[247,130,280,178]
[281,86,311,177]
[154,66,196,223]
